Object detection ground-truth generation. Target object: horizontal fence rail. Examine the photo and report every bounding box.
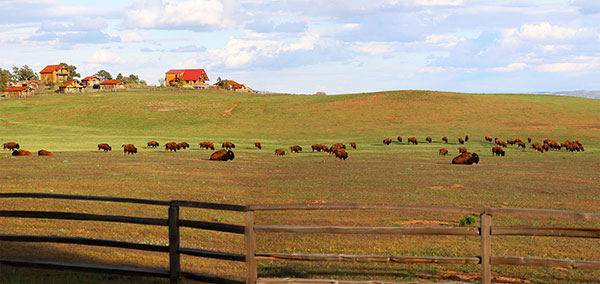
[2,193,600,284]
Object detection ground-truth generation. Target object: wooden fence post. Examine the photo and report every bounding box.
[169,204,181,284]
[245,210,257,284]
[480,212,492,284]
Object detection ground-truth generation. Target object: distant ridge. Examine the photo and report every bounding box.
[532,90,600,99]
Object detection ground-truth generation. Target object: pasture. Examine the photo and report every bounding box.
[1,89,599,283]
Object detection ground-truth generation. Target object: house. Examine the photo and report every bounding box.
[81,76,101,88]
[100,79,126,91]
[165,69,209,87]
[21,80,39,89]
[4,86,33,98]
[40,64,69,83]
[226,80,252,92]
[59,80,85,93]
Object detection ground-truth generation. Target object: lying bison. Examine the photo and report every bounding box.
[222,142,235,149]
[97,143,112,152]
[492,146,505,156]
[165,142,180,152]
[122,144,137,156]
[408,137,418,145]
[200,141,215,150]
[3,142,19,151]
[439,148,448,156]
[452,152,479,165]
[274,149,285,156]
[290,145,302,153]
[383,138,392,145]
[38,150,54,156]
[255,142,262,150]
[210,150,235,161]
[12,149,32,156]
[147,141,159,148]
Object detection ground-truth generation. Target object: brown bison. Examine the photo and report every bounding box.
[496,140,507,147]
[532,142,544,152]
[147,141,159,148]
[465,135,469,142]
[3,142,19,151]
[383,138,392,145]
[12,149,32,156]
[516,138,522,143]
[312,144,323,152]
[178,142,190,149]
[274,149,285,156]
[38,150,54,156]
[492,146,505,156]
[485,136,492,142]
[321,145,329,152]
[458,137,464,144]
[452,152,479,165]
[210,150,235,161]
[397,136,402,142]
[122,144,137,156]
[408,137,418,145]
[517,142,526,148]
[335,149,348,160]
[439,148,448,156]
[350,142,357,149]
[458,147,467,154]
[200,141,215,150]
[165,142,180,152]
[334,143,346,149]
[528,137,532,143]
[255,142,262,149]
[507,139,516,145]
[425,136,432,143]
[290,145,302,153]
[222,142,235,149]
[442,137,448,143]
[97,143,112,152]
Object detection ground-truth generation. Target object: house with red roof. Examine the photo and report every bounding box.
[100,79,126,91]
[80,76,101,88]
[4,86,33,98]
[165,69,209,87]
[40,64,69,83]
[59,80,85,93]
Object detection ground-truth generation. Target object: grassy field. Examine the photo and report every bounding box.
[1,89,599,283]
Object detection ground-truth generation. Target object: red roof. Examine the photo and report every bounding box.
[40,64,65,74]
[166,69,209,81]
[226,80,244,89]
[100,79,124,85]
[59,80,77,88]
[81,76,100,81]
[6,86,29,92]
[166,69,186,74]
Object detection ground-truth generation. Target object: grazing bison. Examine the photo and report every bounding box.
[321,145,329,152]
[312,144,323,152]
[485,136,493,142]
[452,152,480,165]
[532,142,544,152]
[439,148,448,156]
[516,138,522,143]
[335,149,348,160]
[222,142,235,149]
[492,146,505,156]
[426,136,433,143]
[38,150,54,156]
[383,138,392,145]
[495,139,507,147]
[334,143,346,149]
[3,142,19,151]
[165,142,180,152]
[458,137,464,144]
[350,142,357,149]
[442,137,448,143]
[122,144,137,156]
[12,149,32,156]
[200,141,215,150]
[147,141,159,148]
[274,149,285,156]
[465,135,469,142]
[210,150,235,161]
[459,147,467,154]
[397,136,402,142]
[290,145,302,153]
[408,137,418,145]
[528,137,532,143]
[178,142,190,149]
[97,143,112,152]
[507,139,516,145]
[255,142,262,150]
[518,142,526,148]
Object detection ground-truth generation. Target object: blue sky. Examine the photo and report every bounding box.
[2,0,600,94]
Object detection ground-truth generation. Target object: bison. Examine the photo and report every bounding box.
[12,149,32,156]
[274,149,285,156]
[165,142,180,152]
[350,142,357,149]
[517,142,526,148]
[528,137,532,143]
[459,147,467,154]
[465,135,469,142]
[312,144,323,152]
[442,137,448,143]
[383,138,392,145]
[458,137,464,144]
[532,142,544,152]
[507,139,516,145]
[200,141,215,150]
[321,145,329,152]
[222,142,235,149]
[178,142,190,149]
[97,143,112,152]
[255,142,262,149]
[452,152,479,165]
[38,150,54,156]
[334,149,348,160]
[492,146,505,156]
[439,148,448,156]
[496,139,507,147]
[290,145,302,153]
[210,150,235,161]
[408,137,418,145]
[426,136,432,143]
[147,141,159,148]
[485,136,492,142]
[397,136,402,142]
[122,144,137,156]
[3,142,19,151]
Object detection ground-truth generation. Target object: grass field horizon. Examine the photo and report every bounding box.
[1,89,599,283]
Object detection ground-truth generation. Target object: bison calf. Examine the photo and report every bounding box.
[350,142,357,149]
[222,142,235,149]
[97,143,112,152]
[439,148,448,156]
[274,149,285,156]
[255,142,262,149]
[459,147,467,154]
[210,150,235,161]
[147,141,159,148]
[200,141,215,150]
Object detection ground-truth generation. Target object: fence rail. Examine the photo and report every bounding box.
[1,193,600,284]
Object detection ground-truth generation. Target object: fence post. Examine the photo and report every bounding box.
[169,204,181,284]
[480,212,492,284]
[245,210,257,284]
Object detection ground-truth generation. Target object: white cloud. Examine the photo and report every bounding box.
[425,34,463,47]
[492,62,527,72]
[536,62,598,73]
[120,32,143,42]
[85,50,125,66]
[352,41,398,55]
[414,0,464,7]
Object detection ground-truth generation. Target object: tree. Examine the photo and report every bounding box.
[215,78,231,90]
[94,70,113,81]
[59,62,80,80]
[116,73,124,81]
[126,74,140,85]
[11,65,38,81]
[0,68,11,92]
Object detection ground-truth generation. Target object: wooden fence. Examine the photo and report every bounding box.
[1,193,600,284]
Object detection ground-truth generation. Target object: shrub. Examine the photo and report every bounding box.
[459,215,477,227]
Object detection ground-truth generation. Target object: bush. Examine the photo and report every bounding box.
[459,215,477,227]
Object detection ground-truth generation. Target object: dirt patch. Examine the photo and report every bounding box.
[429,184,465,190]
[99,105,112,109]
[305,199,327,204]
[392,220,458,226]
[224,101,241,116]
[419,270,532,283]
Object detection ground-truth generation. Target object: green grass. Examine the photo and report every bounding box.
[1,88,599,283]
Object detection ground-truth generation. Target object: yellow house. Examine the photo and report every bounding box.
[40,64,69,83]
[165,69,209,87]
[59,80,85,93]
[4,86,33,98]
[100,79,126,91]
[81,76,101,88]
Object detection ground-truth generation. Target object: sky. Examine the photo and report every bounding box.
[1,0,600,94]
